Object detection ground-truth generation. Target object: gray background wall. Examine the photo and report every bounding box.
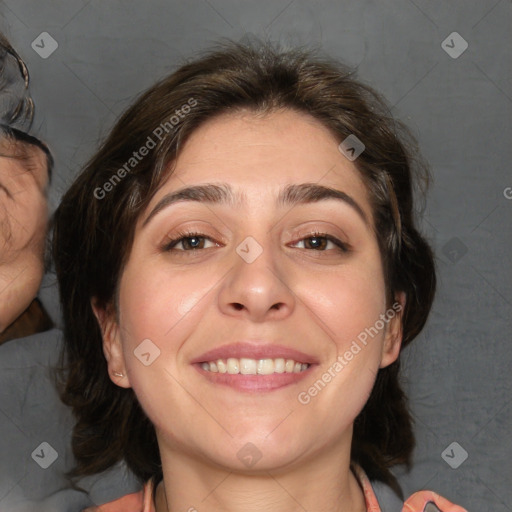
[1,1,511,510]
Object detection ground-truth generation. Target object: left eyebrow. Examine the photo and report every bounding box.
[142,182,368,227]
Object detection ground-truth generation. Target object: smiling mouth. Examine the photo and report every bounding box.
[199,357,310,375]
[195,358,314,393]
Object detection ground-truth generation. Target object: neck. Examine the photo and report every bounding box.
[154,435,366,512]
[0,298,53,344]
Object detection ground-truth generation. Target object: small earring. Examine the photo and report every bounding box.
[112,370,125,378]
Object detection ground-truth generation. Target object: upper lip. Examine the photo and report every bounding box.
[190,342,319,364]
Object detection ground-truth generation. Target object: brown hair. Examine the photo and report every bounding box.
[53,40,436,497]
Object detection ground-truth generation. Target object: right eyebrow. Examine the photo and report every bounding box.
[142,183,238,227]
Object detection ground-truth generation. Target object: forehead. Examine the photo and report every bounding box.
[156,108,371,214]
[0,135,49,190]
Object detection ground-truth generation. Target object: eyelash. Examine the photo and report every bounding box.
[293,232,350,252]
[161,230,349,253]
[162,230,218,252]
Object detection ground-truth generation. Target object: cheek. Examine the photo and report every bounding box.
[28,196,48,247]
[294,253,387,421]
[116,261,220,438]
[0,198,47,260]
[119,261,212,339]
[299,256,387,351]
[117,260,217,384]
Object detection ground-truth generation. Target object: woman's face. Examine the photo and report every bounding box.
[100,109,403,471]
[0,138,48,331]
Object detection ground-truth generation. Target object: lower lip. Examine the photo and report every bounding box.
[193,364,315,392]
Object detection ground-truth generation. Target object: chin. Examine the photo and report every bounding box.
[203,430,305,471]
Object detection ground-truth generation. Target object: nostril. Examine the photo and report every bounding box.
[232,303,244,311]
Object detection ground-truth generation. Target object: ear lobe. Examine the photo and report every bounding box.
[379,292,406,369]
[91,298,131,389]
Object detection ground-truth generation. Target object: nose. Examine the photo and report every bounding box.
[217,238,296,323]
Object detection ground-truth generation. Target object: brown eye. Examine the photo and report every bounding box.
[304,236,328,250]
[162,232,218,252]
[291,233,349,252]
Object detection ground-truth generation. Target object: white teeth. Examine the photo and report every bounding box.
[227,358,240,374]
[200,357,310,375]
[274,358,285,373]
[285,359,295,372]
[216,359,227,373]
[240,358,257,375]
[257,359,274,375]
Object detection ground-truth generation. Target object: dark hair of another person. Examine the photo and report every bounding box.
[52,40,436,497]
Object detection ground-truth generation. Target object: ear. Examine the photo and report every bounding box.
[379,291,406,369]
[91,298,132,388]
